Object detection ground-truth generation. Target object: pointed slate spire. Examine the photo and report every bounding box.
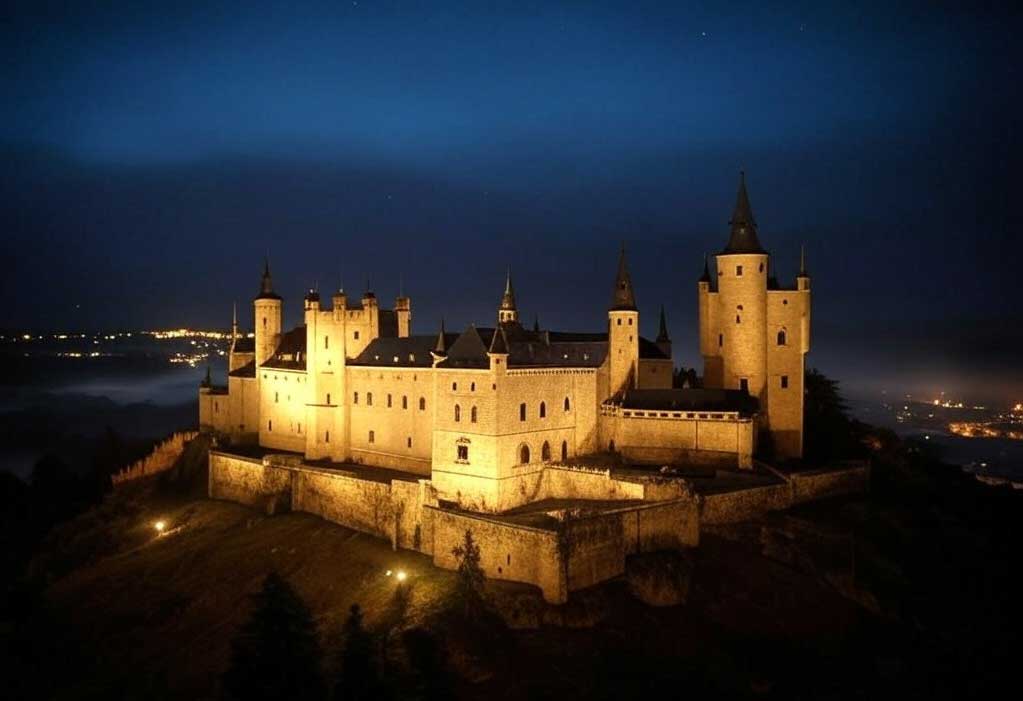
[656,305,670,343]
[698,253,712,283]
[256,258,282,299]
[610,244,637,311]
[201,364,212,388]
[434,318,447,354]
[722,171,766,254]
[533,313,540,333]
[488,326,509,354]
[500,268,516,311]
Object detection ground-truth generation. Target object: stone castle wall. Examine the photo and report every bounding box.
[111,431,198,486]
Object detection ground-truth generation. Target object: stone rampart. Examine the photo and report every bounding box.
[112,431,198,486]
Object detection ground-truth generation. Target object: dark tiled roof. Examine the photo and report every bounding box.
[443,325,491,368]
[614,388,759,416]
[378,309,399,337]
[639,337,671,360]
[349,335,450,367]
[228,360,256,378]
[233,337,255,353]
[722,171,767,255]
[261,326,307,370]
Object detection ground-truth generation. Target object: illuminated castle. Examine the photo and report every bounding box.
[200,174,811,513]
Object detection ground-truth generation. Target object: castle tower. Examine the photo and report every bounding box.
[254,259,282,368]
[715,172,768,400]
[497,270,519,325]
[395,296,411,337]
[608,245,639,395]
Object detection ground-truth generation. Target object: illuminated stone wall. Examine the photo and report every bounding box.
[637,357,674,389]
[601,409,756,468]
[111,431,198,485]
[258,368,308,452]
[348,366,434,475]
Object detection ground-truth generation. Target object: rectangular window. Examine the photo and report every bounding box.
[407,437,412,448]
[736,265,743,276]
[369,430,375,443]
[387,394,392,408]
[718,333,723,347]
[740,378,749,392]
[326,393,331,405]
[457,445,469,461]
[297,423,302,434]
[325,431,330,443]
[268,420,273,432]
[353,391,359,404]
[324,336,329,349]
[353,331,360,340]
[781,375,789,389]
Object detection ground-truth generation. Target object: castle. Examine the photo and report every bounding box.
[199,174,847,603]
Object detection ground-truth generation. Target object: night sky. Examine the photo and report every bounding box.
[2,1,1020,402]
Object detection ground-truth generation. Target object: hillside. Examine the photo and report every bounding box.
[6,431,1023,699]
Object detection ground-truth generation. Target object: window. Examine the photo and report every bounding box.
[325,431,330,443]
[297,423,302,434]
[457,444,469,462]
[617,318,622,325]
[452,382,457,391]
[736,265,743,276]
[419,397,426,411]
[407,437,412,448]
[608,439,616,453]
[326,393,331,405]
[759,262,765,272]
[719,333,723,347]
[471,406,478,423]
[454,405,461,422]
[471,382,475,391]
[539,401,546,418]
[275,391,279,403]
[214,401,218,413]
[402,395,408,409]
[263,317,266,329]
[541,441,551,462]
[561,440,568,461]
[387,394,392,408]
[736,315,741,324]
[324,336,329,349]
[519,403,526,421]
[367,392,373,406]
[353,330,360,340]
[369,430,375,443]
[519,444,530,464]
[354,391,359,404]
[777,330,787,346]
[740,378,749,393]
[564,397,571,412]
[781,375,789,389]
[268,420,273,432]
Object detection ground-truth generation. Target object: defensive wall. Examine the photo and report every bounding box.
[208,450,868,603]
[111,431,199,486]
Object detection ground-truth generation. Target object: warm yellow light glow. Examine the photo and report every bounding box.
[154,520,166,533]
[395,570,407,582]
[1014,403,1022,412]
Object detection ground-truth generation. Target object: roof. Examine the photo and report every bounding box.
[261,326,307,370]
[722,172,767,255]
[232,337,255,353]
[613,388,759,416]
[610,246,637,311]
[349,335,452,367]
[228,360,256,378]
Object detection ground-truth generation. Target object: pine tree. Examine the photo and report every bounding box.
[451,529,485,616]
[333,604,380,701]
[224,571,326,701]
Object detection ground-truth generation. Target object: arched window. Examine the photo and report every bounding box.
[539,401,546,418]
[541,441,551,462]
[564,397,570,412]
[561,440,568,461]
[777,330,787,346]
[454,404,461,422]
[419,397,426,411]
[519,403,526,421]
[471,406,478,423]
[470,382,475,391]
[608,439,616,453]
[519,444,530,464]
[402,395,408,409]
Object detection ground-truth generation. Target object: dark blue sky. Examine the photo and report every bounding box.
[2,1,1020,402]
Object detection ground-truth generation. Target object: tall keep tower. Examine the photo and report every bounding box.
[608,246,639,396]
[698,173,811,458]
[254,260,282,368]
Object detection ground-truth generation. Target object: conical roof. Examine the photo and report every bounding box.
[722,172,766,255]
[610,245,637,311]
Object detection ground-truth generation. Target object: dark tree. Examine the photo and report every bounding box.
[451,529,485,616]
[333,604,380,701]
[803,368,864,464]
[224,572,326,701]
